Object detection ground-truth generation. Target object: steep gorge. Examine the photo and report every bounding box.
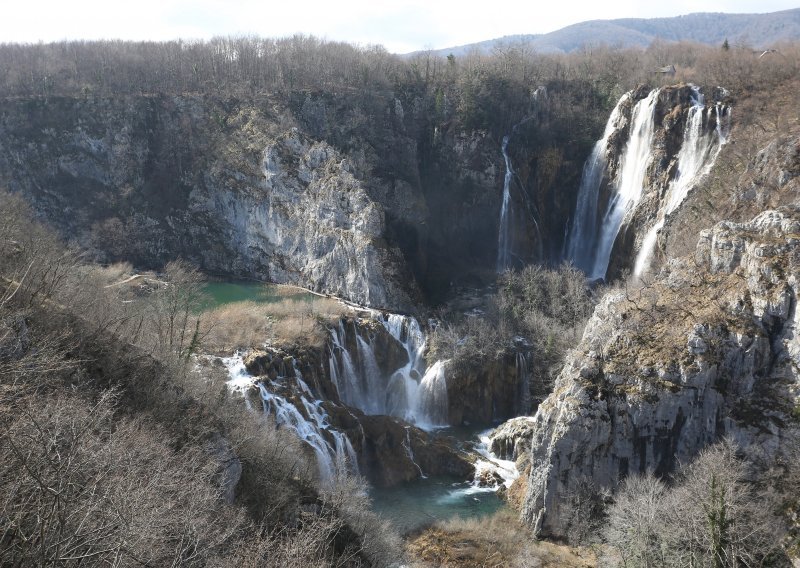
[0,82,601,311]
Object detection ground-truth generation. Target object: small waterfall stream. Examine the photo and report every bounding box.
[497,135,514,272]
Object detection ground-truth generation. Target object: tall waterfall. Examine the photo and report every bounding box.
[224,355,359,484]
[633,92,730,276]
[328,314,450,429]
[497,135,514,272]
[590,88,661,280]
[566,93,631,273]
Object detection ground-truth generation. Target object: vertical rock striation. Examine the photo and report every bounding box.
[523,207,800,538]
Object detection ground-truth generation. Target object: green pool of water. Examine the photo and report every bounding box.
[369,475,505,535]
[369,424,507,535]
[200,281,317,311]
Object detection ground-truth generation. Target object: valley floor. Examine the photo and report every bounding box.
[406,510,596,568]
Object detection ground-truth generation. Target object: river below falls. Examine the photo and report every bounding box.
[369,424,511,535]
[207,281,515,534]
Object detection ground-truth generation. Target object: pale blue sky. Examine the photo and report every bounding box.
[3,0,799,53]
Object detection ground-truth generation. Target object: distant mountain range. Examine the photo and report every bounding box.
[408,8,800,56]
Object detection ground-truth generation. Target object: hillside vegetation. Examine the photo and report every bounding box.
[0,190,400,566]
[424,8,800,56]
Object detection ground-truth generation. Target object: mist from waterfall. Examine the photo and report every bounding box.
[633,92,730,276]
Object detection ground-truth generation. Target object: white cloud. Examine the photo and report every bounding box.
[2,0,798,52]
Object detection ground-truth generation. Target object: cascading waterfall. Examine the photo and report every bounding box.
[327,314,450,429]
[590,88,661,280]
[566,93,631,273]
[633,93,730,276]
[472,431,520,490]
[415,360,450,428]
[224,355,358,484]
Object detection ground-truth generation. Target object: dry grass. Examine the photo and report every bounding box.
[202,301,275,353]
[202,296,347,352]
[407,509,596,568]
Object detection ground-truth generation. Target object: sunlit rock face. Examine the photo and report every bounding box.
[522,206,800,538]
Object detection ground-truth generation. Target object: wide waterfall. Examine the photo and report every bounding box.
[633,92,730,276]
[566,86,731,280]
[565,93,631,273]
[224,355,359,484]
[590,88,661,280]
[328,314,450,429]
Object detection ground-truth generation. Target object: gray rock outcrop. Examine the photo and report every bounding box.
[521,207,800,538]
[191,128,416,310]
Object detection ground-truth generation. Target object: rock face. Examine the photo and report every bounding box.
[0,86,606,307]
[357,415,474,487]
[522,207,800,538]
[198,128,416,310]
[0,96,419,311]
[446,354,526,425]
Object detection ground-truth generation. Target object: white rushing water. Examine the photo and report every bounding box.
[467,430,520,494]
[328,314,450,430]
[223,354,358,484]
[633,92,730,276]
[590,88,661,280]
[566,93,631,273]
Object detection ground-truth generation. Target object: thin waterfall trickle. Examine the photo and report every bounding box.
[590,88,661,280]
[633,90,730,276]
[403,426,426,478]
[566,93,631,272]
[497,135,514,272]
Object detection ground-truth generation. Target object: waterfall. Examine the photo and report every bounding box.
[223,355,358,484]
[355,334,383,414]
[415,360,450,428]
[590,88,661,280]
[497,135,514,272]
[329,321,365,410]
[472,430,520,490]
[566,93,631,273]
[327,314,450,429]
[516,351,532,415]
[633,91,730,276]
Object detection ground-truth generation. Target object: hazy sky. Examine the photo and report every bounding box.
[3,0,799,53]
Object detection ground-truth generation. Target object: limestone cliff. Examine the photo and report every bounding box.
[0,96,420,311]
[522,206,800,538]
